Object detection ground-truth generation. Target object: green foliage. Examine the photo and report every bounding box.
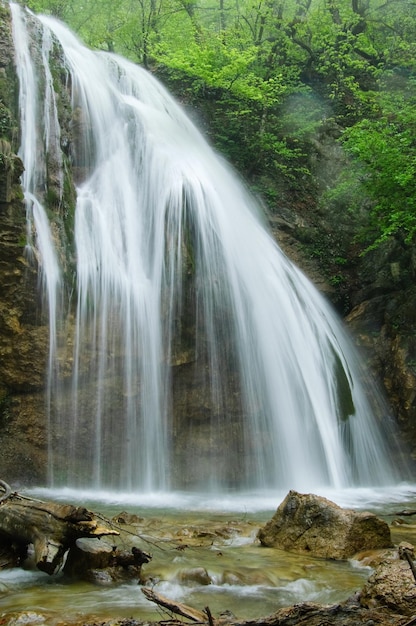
[336,84,416,250]
[24,0,416,255]
[155,37,261,97]
[0,102,12,138]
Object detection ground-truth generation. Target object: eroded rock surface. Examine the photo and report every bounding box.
[359,542,416,616]
[258,490,392,559]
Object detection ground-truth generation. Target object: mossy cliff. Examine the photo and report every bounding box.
[0,3,49,483]
[0,3,77,484]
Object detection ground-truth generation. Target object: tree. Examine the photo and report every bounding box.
[338,85,416,250]
[24,0,416,252]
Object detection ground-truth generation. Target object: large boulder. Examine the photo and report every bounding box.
[257,490,392,559]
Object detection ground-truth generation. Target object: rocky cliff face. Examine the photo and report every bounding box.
[159,70,416,469]
[271,214,416,464]
[0,1,414,488]
[271,138,416,465]
[0,4,50,484]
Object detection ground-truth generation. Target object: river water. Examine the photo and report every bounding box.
[0,486,416,624]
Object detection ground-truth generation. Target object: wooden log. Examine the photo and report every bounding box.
[0,479,12,503]
[395,510,416,517]
[0,490,119,574]
[142,587,207,622]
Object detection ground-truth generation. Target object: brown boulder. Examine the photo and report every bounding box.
[63,538,151,584]
[359,542,416,615]
[257,490,392,559]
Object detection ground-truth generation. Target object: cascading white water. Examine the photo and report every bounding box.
[10,4,62,484]
[10,4,403,493]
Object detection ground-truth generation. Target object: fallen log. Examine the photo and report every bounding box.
[142,587,207,622]
[395,510,416,517]
[0,485,119,575]
[399,543,416,584]
[141,590,407,626]
[0,479,12,502]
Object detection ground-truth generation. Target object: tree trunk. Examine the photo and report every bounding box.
[0,487,119,574]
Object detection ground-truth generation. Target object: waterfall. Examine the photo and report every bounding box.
[10,4,403,493]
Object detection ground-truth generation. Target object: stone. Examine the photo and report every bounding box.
[177,566,212,585]
[7,613,45,626]
[257,490,392,559]
[112,511,144,525]
[359,543,416,615]
[63,537,150,583]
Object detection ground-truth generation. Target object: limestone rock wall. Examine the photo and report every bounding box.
[0,171,49,486]
[0,4,49,485]
[267,124,416,466]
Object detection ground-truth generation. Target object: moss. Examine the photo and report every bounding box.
[0,100,12,137]
[333,350,355,423]
[0,6,20,150]
[0,390,11,427]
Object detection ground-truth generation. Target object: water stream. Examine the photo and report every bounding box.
[9,3,407,495]
[1,487,416,623]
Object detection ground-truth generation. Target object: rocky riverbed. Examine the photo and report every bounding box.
[2,490,416,626]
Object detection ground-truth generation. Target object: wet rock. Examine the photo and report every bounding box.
[63,538,115,575]
[176,566,212,585]
[63,538,150,583]
[359,542,416,615]
[85,568,115,585]
[112,511,144,525]
[221,569,273,586]
[245,600,406,626]
[258,490,392,559]
[6,613,45,626]
[221,570,245,585]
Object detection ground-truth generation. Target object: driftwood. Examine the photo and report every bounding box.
[140,591,410,626]
[0,479,12,502]
[399,543,416,585]
[142,587,207,622]
[0,481,119,574]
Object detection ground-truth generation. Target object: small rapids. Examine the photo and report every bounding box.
[0,487,416,623]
